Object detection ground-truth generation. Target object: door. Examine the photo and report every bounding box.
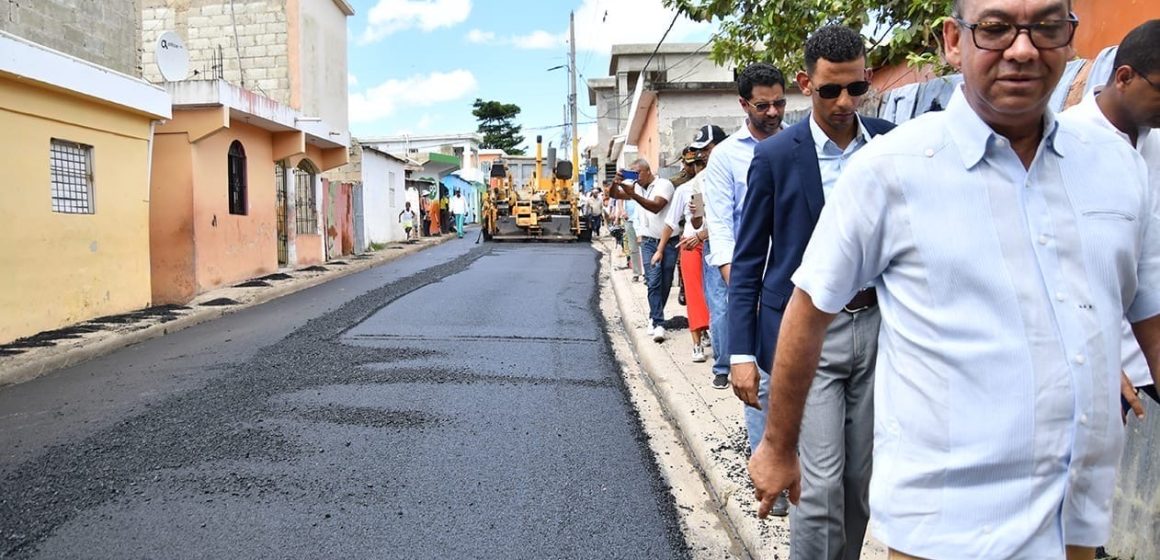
[275,163,288,265]
[353,184,365,253]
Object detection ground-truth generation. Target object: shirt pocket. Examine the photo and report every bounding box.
[1081,209,1137,222]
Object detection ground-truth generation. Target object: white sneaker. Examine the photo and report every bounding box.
[692,345,706,362]
[703,333,712,348]
[652,325,666,342]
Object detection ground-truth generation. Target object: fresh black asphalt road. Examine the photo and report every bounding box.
[0,234,691,559]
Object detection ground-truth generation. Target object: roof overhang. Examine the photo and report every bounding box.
[625,90,656,145]
[167,79,348,149]
[0,31,170,119]
[330,0,355,16]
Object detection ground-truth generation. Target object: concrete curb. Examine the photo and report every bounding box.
[599,240,787,559]
[0,234,458,388]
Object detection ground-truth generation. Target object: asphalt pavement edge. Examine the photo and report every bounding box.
[600,241,777,559]
[0,235,457,388]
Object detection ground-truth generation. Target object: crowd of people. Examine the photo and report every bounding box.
[603,2,1159,558]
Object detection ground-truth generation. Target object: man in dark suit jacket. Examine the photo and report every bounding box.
[728,25,894,559]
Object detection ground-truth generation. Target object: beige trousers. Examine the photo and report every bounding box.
[889,547,1095,560]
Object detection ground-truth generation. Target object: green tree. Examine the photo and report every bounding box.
[472,98,526,155]
[663,0,953,73]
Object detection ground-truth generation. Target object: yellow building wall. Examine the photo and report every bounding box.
[0,77,154,344]
[190,122,279,293]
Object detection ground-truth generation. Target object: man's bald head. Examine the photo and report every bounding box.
[952,0,1071,17]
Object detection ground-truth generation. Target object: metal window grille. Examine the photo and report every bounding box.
[50,139,94,214]
[228,141,248,215]
[295,165,318,234]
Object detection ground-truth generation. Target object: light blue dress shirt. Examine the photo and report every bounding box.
[793,88,1157,558]
[700,123,759,267]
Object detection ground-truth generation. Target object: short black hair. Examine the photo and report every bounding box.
[952,0,1072,17]
[804,25,866,74]
[1112,19,1160,78]
[737,62,786,99]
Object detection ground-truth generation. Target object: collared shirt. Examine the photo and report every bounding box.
[664,175,704,238]
[633,177,675,239]
[730,114,876,366]
[1061,89,1160,388]
[792,87,1157,557]
[809,113,871,199]
[450,196,467,215]
[701,123,760,266]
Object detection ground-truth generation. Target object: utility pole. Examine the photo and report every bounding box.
[568,10,580,190]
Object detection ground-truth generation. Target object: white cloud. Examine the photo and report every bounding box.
[359,0,472,45]
[510,30,565,50]
[572,0,713,54]
[348,73,358,86]
[349,70,478,124]
[466,29,495,44]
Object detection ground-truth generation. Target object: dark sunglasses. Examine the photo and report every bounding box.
[744,98,788,113]
[815,81,871,99]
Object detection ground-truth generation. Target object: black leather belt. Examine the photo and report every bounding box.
[843,288,878,313]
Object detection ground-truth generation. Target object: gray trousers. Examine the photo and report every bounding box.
[790,306,879,560]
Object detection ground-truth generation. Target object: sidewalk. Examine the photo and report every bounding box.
[597,236,888,559]
[0,233,457,388]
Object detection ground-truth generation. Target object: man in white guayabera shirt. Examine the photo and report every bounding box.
[747,1,1160,559]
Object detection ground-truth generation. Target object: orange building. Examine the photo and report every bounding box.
[150,79,346,304]
[1073,0,1160,58]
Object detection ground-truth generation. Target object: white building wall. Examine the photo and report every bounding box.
[359,151,408,245]
[299,0,349,137]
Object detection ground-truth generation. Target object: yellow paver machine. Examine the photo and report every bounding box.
[481,135,589,242]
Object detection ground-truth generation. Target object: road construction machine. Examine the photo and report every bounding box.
[481,135,588,242]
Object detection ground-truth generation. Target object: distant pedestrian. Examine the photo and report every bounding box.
[426,195,441,236]
[439,191,450,234]
[609,159,675,343]
[450,190,467,238]
[586,190,604,237]
[399,201,416,241]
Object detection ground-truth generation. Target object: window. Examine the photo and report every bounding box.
[50,139,94,214]
[228,141,248,215]
[296,160,318,234]
[389,171,397,201]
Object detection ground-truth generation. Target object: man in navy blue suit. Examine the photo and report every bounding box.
[728,25,894,557]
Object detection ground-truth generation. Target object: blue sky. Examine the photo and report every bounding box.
[345,0,715,152]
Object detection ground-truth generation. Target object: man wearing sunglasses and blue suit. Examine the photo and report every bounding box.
[728,25,894,560]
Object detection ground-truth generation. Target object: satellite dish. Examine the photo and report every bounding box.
[155,31,190,82]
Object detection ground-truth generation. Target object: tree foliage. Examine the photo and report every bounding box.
[472,98,526,155]
[662,0,953,73]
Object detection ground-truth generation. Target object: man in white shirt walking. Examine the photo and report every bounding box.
[450,190,467,239]
[748,1,1160,559]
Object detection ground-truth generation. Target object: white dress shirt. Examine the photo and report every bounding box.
[633,177,675,240]
[1061,89,1160,389]
[792,88,1157,557]
[449,196,467,215]
[664,176,703,238]
[700,124,760,267]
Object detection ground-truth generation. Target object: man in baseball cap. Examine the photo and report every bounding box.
[690,123,729,150]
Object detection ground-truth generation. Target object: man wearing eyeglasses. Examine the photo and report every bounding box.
[747,1,1160,559]
[731,25,894,560]
[699,63,788,442]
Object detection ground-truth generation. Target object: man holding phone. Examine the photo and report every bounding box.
[609,159,676,341]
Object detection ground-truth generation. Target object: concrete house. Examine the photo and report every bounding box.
[0,30,171,344]
[141,0,353,303]
[324,141,416,250]
[590,43,810,178]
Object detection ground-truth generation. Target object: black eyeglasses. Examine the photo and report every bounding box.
[1131,67,1160,92]
[955,17,1078,51]
[815,81,871,99]
[744,98,788,113]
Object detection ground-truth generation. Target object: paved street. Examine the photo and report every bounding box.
[0,235,693,559]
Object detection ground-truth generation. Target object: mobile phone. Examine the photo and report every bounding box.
[690,193,704,218]
[619,169,639,181]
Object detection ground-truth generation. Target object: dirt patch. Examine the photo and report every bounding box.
[200,298,240,307]
[298,266,328,273]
